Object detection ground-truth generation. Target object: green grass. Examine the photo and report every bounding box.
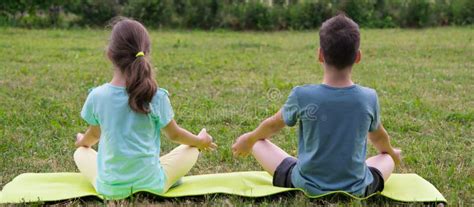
[0,27,472,206]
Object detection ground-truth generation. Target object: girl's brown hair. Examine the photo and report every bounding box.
[107,18,157,114]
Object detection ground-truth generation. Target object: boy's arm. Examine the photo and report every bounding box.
[75,126,100,147]
[232,109,286,156]
[248,109,286,142]
[162,120,217,151]
[368,124,401,165]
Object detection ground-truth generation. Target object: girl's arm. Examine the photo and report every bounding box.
[75,126,101,148]
[232,109,286,156]
[162,120,217,150]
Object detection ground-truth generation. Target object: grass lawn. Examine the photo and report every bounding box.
[0,27,472,206]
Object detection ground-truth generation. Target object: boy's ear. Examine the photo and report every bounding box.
[355,50,362,64]
[318,48,324,63]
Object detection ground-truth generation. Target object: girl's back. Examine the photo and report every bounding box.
[82,84,173,197]
[74,18,215,200]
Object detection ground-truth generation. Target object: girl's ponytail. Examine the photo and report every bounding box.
[125,55,157,114]
[108,18,157,114]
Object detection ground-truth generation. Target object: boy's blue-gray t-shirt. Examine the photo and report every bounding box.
[282,84,380,196]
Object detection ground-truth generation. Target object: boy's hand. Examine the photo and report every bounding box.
[232,132,256,157]
[389,148,402,166]
[197,128,217,151]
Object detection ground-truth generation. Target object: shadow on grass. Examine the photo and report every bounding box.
[35,191,446,206]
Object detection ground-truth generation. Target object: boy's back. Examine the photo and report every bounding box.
[232,14,400,197]
[283,84,379,195]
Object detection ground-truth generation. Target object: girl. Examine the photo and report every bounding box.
[73,18,217,199]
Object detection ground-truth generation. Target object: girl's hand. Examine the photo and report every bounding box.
[75,133,86,148]
[75,133,92,148]
[197,128,217,151]
[232,132,256,157]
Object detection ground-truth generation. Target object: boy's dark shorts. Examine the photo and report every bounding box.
[273,157,384,196]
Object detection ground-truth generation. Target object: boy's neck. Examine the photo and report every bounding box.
[322,66,354,88]
[110,69,126,87]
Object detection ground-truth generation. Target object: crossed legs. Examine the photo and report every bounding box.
[251,139,395,181]
[251,139,293,176]
[73,147,98,188]
[73,145,199,192]
[159,145,199,192]
[365,153,395,181]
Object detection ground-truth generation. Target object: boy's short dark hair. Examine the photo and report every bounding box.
[319,14,360,70]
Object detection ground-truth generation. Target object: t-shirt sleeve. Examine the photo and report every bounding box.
[369,91,381,132]
[155,90,175,129]
[81,91,99,126]
[282,88,299,127]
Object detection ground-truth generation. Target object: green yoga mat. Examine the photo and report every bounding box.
[0,171,446,204]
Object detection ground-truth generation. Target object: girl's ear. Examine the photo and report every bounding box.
[355,50,362,64]
[106,48,112,61]
[318,48,324,63]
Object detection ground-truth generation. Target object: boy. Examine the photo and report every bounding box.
[232,14,401,196]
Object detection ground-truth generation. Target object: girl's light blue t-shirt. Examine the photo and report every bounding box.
[81,83,174,199]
